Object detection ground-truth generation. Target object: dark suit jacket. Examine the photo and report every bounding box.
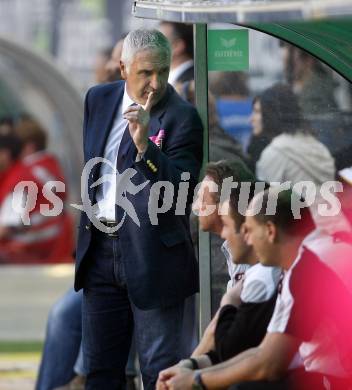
[176,64,194,84]
[75,81,203,310]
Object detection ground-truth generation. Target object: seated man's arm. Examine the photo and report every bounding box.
[214,268,279,361]
[201,332,299,387]
[190,280,242,363]
[191,309,220,358]
[215,295,276,360]
[158,332,299,390]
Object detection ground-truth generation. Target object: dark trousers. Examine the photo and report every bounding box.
[82,229,186,390]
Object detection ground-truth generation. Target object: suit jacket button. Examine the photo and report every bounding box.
[85,224,90,230]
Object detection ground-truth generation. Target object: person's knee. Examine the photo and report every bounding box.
[47,290,82,332]
[47,298,69,331]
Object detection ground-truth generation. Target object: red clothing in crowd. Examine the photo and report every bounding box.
[0,152,74,264]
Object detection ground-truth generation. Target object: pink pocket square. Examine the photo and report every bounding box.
[149,129,165,148]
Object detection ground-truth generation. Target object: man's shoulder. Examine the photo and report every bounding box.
[162,85,200,120]
[293,247,326,274]
[241,264,280,303]
[245,263,281,285]
[288,247,340,298]
[86,80,124,99]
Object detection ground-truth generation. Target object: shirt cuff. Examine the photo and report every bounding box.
[135,145,148,162]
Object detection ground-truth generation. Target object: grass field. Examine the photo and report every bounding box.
[0,341,42,389]
[0,341,42,354]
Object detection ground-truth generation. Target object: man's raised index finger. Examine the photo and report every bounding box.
[143,91,154,112]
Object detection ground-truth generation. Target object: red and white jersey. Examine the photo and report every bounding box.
[267,234,352,378]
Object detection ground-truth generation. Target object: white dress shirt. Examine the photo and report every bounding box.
[95,86,135,221]
[168,60,194,86]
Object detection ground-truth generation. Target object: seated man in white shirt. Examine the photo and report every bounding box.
[158,188,352,390]
[159,162,280,375]
[193,160,254,291]
[187,173,281,366]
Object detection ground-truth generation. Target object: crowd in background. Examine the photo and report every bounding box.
[0,117,73,264]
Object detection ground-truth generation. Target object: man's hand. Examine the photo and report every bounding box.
[123,92,154,153]
[157,366,194,390]
[220,279,244,308]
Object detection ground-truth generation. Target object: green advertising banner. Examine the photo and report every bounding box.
[208,29,249,71]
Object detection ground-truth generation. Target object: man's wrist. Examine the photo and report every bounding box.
[135,144,148,162]
[192,371,207,390]
[179,358,198,370]
[136,141,148,154]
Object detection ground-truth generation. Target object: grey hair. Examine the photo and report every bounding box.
[121,29,171,70]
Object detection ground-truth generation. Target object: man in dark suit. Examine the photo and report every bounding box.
[75,29,203,390]
[159,22,194,86]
